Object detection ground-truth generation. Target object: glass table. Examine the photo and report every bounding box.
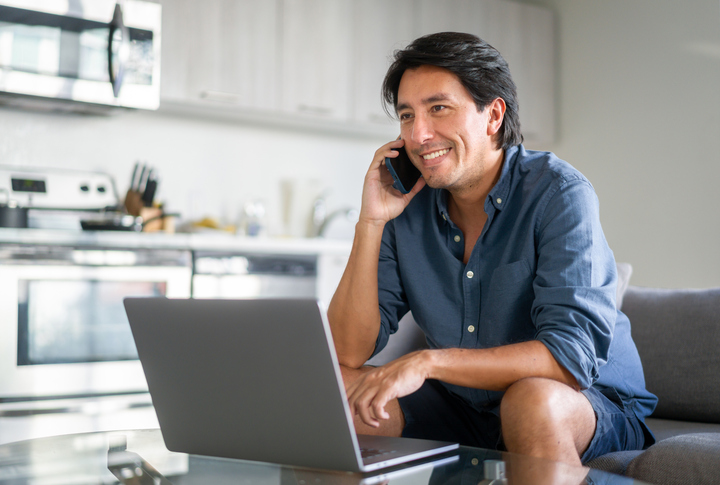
[0,429,646,484]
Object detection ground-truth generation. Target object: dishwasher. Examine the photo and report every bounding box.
[191,251,317,299]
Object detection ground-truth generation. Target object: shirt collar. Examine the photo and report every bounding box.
[434,144,522,217]
[488,144,520,211]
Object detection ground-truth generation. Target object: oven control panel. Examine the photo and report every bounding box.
[0,165,119,210]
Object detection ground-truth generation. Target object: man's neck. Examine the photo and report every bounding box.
[446,147,505,265]
[448,147,505,221]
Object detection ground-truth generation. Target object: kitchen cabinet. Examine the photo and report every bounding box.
[280,0,353,121]
[350,0,416,129]
[159,0,555,142]
[161,0,279,111]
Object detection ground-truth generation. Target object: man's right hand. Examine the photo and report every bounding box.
[328,139,425,368]
[359,139,426,228]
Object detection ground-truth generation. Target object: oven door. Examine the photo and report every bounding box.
[0,263,190,400]
[0,0,161,109]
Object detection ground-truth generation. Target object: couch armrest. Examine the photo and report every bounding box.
[621,285,720,423]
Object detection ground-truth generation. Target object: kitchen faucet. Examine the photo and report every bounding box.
[309,194,358,238]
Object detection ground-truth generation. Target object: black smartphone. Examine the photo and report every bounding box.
[385,145,422,194]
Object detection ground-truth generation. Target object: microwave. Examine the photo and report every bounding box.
[0,0,161,110]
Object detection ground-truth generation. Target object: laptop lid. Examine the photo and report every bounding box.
[124,298,457,472]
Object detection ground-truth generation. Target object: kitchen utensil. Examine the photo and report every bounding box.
[142,170,157,207]
[80,214,142,231]
[0,189,28,228]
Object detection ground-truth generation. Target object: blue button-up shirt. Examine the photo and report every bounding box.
[374,145,657,420]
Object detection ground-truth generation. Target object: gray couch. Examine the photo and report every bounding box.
[369,265,720,485]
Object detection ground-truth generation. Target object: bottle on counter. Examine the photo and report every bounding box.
[241,200,266,237]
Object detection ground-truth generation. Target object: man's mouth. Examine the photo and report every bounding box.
[421,148,450,161]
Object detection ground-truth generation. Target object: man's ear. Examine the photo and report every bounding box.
[487,97,506,138]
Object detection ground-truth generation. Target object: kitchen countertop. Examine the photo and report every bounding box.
[0,228,352,255]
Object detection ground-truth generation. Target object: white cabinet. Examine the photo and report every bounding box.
[279,0,353,121]
[159,0,555,142]
[161,0,279,111]
[350,0,416,129]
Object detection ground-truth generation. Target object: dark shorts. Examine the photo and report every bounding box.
[398,379,655,463]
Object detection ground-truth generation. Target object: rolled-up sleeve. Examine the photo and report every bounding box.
[531,177,618,390]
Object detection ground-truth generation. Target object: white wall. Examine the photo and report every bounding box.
[0,106,381,237]
[520,0,720,289]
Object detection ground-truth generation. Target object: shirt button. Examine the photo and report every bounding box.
[466,271,474,279]
[496,198,502,204]
[454,235,461,243]
[468,325,475,333]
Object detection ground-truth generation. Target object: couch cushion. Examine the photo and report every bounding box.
[621,286,720,423]
[625,433,720,485]
[645,417,720,442]
[585,450,643,475]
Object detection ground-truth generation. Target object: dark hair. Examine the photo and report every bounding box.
[382,32,523,150]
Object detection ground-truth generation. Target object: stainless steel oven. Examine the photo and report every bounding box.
[0,0,161,110]
[0,244,190,443]
[0,245,191,400]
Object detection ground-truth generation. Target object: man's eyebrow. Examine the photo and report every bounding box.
[423,93,453,104]
[396,93,454,112]
[396,102,411,112]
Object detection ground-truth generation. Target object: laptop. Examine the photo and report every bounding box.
[124,298,458,472]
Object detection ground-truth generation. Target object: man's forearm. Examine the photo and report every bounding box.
[420,340,580,391]
[327,220,387,368]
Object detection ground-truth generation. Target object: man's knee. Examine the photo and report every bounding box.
[339,364,373,390]
[501,377,567,423]
[500,377,596,462]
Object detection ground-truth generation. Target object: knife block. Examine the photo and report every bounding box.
[124,190,174,233]
[124,190,145,217]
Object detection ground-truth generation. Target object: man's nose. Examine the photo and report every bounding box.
[410,113,434,144]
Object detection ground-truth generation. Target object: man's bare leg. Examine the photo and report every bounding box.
[342,368,596,466]
[340,365,405,437]
[500,377,596,466]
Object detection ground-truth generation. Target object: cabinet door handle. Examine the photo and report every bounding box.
[297,105,333,116]
[200,90,241,103]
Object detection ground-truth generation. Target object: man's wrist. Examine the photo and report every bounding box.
[416,349,441,381]
[355,217,387,237]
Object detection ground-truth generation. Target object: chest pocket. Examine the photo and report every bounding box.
[483,260,535,345]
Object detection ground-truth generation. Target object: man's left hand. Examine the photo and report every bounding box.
[345,350,432,428]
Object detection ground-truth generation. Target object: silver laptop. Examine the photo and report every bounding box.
[124,298,458,472]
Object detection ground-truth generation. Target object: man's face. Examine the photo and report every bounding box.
[396,65,497,192]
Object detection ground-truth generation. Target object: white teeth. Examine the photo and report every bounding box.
[422,149,450,160]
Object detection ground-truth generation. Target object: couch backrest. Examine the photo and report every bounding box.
[621,285,720,423]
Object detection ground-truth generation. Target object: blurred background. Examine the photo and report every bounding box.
[1,0,718,287]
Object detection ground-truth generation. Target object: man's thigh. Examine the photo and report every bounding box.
[580,386,654,463]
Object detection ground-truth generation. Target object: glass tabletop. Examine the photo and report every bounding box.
[0,429,644,485]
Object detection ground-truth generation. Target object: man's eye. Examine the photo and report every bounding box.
[399,113,413,121]
[432,105,446,112]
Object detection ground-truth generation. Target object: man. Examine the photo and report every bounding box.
[327,32,657,466]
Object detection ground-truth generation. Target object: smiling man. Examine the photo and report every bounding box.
[327,32,657,466]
